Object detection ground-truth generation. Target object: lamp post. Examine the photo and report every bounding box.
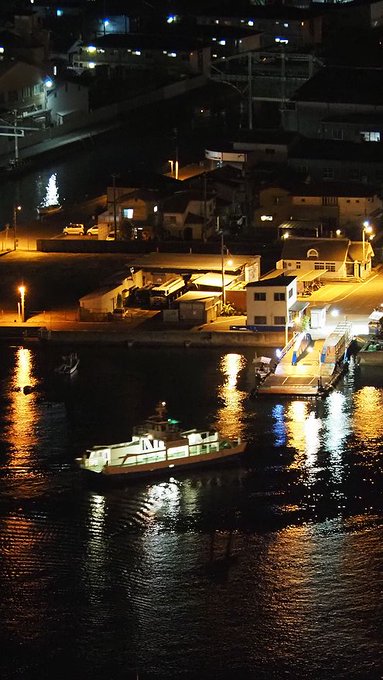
[221,230,226,307]
[362,220,374,270]
[13,204,21,250]
[18,285,26,322]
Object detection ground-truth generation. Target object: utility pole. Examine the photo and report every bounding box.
[112,173,118,239]
[13,110,19,165]
[221,230,226,307]
[247,53,253,131]
[203,172,207,241]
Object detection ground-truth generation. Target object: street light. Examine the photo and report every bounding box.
[220,230,233,308]
[13,204,21,250]
[18,285,26,322]
[362,220,374,263]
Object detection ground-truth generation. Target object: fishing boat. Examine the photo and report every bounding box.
[55,352,79,375]
[76,401,246,479]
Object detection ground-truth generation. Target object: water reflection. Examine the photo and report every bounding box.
[85,493,108,599]
[353,386,383,448]
[322,391,350,483]
[215,353,246,438]
[147,479,181,521]
[285,400,314,465]
[8,348,38,466]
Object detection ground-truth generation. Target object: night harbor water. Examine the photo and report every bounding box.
[1,344,383,680]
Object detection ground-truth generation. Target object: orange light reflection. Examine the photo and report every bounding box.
[8,347,38,466]
[215,353,246,439]
[353,386,383,447]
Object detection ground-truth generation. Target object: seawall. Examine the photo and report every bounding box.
[0,325,286,348]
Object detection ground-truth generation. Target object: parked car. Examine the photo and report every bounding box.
[86,225,99,236]
[63,223,85,236]
[106,231,116,241]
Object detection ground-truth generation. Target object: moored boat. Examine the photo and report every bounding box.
[76,401,246,479]
[55,352,79,375]
[356,339,383,366]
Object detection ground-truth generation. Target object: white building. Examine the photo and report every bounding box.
[246,275,297,328]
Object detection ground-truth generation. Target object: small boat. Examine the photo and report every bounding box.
[356,339,383,366]
[76,401,246,479]
[55,352,79,375]
[253,355,275,382]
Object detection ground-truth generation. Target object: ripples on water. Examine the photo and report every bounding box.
[1,346,383,680]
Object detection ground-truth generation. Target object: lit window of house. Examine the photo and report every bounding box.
[307,249,319,258]
[361,131,380,142]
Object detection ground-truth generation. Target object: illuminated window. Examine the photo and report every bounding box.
[307,248,319,258]
[361,131,380,142]
[123,208,133,219]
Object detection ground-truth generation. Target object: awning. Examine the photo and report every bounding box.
[289,301,309,312]
[369,310,383,322]
[288,269,323,282]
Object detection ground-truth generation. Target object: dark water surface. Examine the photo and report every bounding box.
[1,345,383,680]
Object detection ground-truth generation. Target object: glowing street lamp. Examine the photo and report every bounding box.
[220,233,233,307]
[18,285,26,322]
[362,220,374,263]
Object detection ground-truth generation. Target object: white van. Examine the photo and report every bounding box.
[63,223,85,235]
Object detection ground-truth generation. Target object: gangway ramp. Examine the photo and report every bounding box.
[257,337,325,396]
[256,322,351,397]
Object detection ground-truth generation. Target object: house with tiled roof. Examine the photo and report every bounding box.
[276,236,374,280]
[162,190,216,240]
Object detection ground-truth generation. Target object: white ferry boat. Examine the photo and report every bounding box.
[76,402,246,479]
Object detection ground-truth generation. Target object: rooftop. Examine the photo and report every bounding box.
[292,66,383,106]
[247,275,296,288]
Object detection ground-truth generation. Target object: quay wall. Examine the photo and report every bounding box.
[0,326,286,348]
